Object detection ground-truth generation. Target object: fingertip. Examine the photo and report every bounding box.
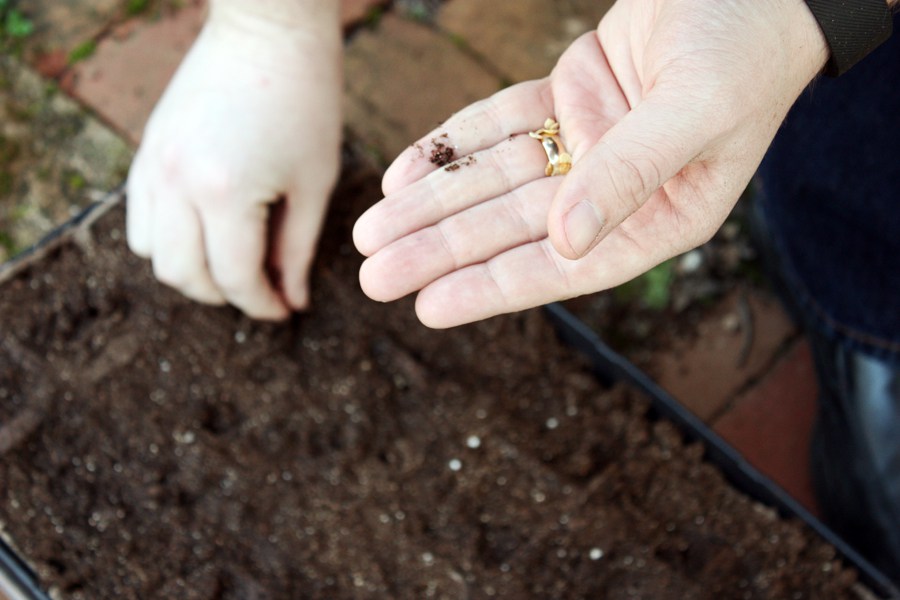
[283,278,311,312]
[358,256,402,303]
[181,284,228,307]
[382,142,431,196]
[351,210,376,257]
[245,300,292,322]
[414,287,466,330]
[357,257,384,302]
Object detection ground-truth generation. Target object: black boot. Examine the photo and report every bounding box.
[748,191,900,582]
[808,332,900,583]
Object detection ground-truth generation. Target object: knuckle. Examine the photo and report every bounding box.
[152,259,191,289]
[212,268,255,299]
[604,149,661,213]
[159,144,236,207]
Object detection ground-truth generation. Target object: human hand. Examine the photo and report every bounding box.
[354,0,828,328]
[127,2,341,320]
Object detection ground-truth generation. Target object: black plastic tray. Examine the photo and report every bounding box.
[543,302,899,598]
[1,192,897,599]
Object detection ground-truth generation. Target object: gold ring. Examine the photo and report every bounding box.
[529,118,572,176]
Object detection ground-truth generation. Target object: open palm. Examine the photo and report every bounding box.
[354,0,828,328]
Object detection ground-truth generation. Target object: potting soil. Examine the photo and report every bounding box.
[0,163,860,599]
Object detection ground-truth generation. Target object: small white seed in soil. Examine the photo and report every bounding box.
[159,359,171,373]
[466,435,481,449]
[589,548,604,560]
[546,417,560,429]
[421,552,434,565]
[678,249,704,273]
[448,458,462,471]
[234,331,247,343]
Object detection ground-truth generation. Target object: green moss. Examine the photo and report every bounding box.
[68,40,97,64]
[9,204,28,221]
[0,134,21,165]
[615,259,676,311]
[0,170,14,195]
[64,169,87,194]
[363,6,385,28]
[0,230,16,254]
[3,9,32,38]
[6,100,38,123]
[447,32,469,51]
[126,0,150,15]
[0,1,33,55]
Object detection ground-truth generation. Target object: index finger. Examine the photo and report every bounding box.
[202,204,290,321]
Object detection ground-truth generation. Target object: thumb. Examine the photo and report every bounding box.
[549,97,708,259]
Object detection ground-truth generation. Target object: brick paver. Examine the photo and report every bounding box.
[70,1,207,144]
[437,0,614,83]
[25,0,120,59]
[654,289,798,420]
[343,13,502,162]
[713,339,820,514]
[341,0,389,26]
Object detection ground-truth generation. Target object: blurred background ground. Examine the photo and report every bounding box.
[0,0,819,515]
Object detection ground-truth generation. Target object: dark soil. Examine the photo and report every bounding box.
[0,160,862,599]
[428,134,455,166]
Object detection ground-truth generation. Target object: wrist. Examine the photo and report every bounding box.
[210,0,340,36]
[790,0,832,72]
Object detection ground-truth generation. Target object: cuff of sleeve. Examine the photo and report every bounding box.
[804,0,893,76]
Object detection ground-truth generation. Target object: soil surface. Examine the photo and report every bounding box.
[0,161,861,599]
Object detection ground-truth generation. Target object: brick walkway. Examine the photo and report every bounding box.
[8,0,819,531]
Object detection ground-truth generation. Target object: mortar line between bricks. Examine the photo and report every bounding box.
[707,330,806,426]
[431,24,515,86]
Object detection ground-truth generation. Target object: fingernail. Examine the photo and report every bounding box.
[563,201,605,257]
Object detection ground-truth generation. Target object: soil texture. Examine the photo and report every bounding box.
[0,162,861,599]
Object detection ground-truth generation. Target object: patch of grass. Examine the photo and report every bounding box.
[68,40,97,64]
